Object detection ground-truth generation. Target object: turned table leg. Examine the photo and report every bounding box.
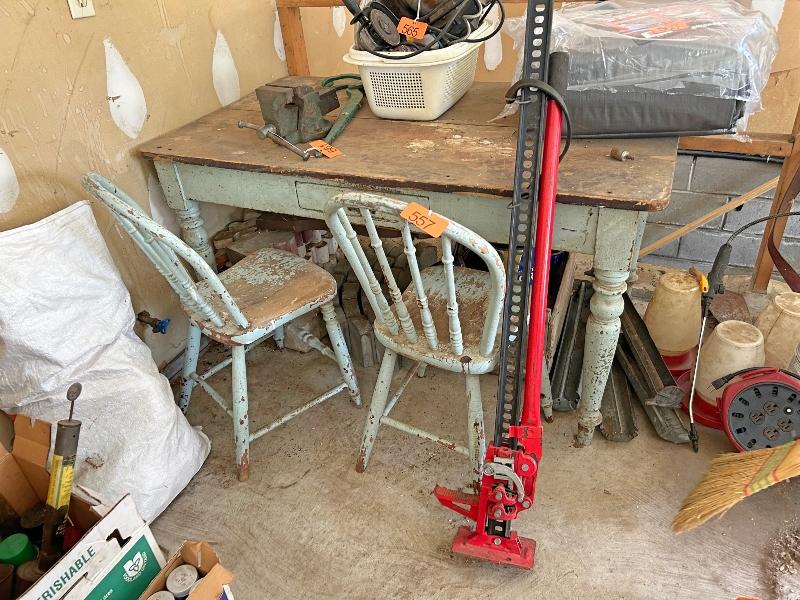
[575,268,627,446]
[574,208,645,446]
[154,161,215,268]
[175,200,215,267]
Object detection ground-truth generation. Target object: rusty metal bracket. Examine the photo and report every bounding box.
[550,279,591,413]
[616,296,690,444]
[599,362,638,442]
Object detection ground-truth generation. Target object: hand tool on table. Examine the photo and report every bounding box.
[238,76,364,160]
[311,75,365,157]
[434,0,571,569]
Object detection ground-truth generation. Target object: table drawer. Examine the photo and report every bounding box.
[295,181,429,215]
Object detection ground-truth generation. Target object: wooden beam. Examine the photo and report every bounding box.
[276,0,339,7]
[752,107,800,290]
[640,177,780,257]
[274,0,591,6]
[678,133,793,158]
[277,5,311,76]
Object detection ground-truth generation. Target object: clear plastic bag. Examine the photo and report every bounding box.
[497,0,778,134]
[554,0,776,108]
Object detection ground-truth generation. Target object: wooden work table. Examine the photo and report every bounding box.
[141,80,678,446]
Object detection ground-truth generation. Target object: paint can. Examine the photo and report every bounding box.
[13,560,44,596]
[166,564,198,600]
[19,503,46,546]
[146,591,176,600]
[0,534,36,567]
[0,563,13,600]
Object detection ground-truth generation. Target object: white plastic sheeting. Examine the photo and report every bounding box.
[0,201,210,522]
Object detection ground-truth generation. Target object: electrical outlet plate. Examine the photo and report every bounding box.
[67,0,95,19]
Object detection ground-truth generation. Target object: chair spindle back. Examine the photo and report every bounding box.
[81,173,249,331]
[325,192,505,358]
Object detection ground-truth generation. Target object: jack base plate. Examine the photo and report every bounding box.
[451,526,536,569]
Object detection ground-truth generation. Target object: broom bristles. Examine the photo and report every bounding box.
[673,440,800,533]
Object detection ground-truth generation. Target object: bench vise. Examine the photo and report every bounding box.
[255,80,339,144]
[238,76,362,160]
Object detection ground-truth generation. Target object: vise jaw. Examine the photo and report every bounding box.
[255,79,340,144]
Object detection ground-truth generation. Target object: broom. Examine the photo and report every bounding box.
[673,439,800,533]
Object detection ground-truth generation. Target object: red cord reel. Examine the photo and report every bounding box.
[720,368,800,452]
[680,367,800,451]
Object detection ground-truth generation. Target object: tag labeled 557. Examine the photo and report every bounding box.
[400,202,449,237]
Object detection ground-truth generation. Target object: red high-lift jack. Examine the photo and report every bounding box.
[434,0,570,569]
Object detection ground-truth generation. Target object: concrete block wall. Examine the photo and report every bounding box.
[642,155,799,271]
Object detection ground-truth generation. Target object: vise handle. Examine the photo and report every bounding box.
[237,121,312,161]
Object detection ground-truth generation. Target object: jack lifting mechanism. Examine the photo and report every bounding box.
[434,0,571,569]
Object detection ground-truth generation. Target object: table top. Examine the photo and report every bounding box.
[140,80,678,212]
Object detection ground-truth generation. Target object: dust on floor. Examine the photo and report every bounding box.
[151,344,798,599]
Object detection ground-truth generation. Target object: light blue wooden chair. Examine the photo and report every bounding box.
[82,173,360,481]
[324,192,505,483]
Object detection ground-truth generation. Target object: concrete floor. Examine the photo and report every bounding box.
[151,343,799,600]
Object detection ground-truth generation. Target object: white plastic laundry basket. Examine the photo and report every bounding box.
[344,17,496,120]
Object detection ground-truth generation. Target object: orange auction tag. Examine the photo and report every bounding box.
[309,140,341,158]
[397,17,428,40]
[400,202,449,237]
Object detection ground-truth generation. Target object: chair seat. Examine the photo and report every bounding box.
[193,248,337,345]
[374,267,499,374]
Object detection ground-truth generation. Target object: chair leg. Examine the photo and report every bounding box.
[273,324,285,350]
[231,345,251,482]
[321,301,361,406]
[179,321,202,413]
[356,348,398,473]
[465,374,487,484]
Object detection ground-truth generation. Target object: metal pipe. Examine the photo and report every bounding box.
[679,150,784,164]
[521,96,562,428]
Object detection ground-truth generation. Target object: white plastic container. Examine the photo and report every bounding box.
[644,271,702,356]
[694,320,765,405]
[344,17,496,120]
[756,291,800,369]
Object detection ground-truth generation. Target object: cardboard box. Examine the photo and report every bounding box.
[138,541,233,600]
[0,416,165,600]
